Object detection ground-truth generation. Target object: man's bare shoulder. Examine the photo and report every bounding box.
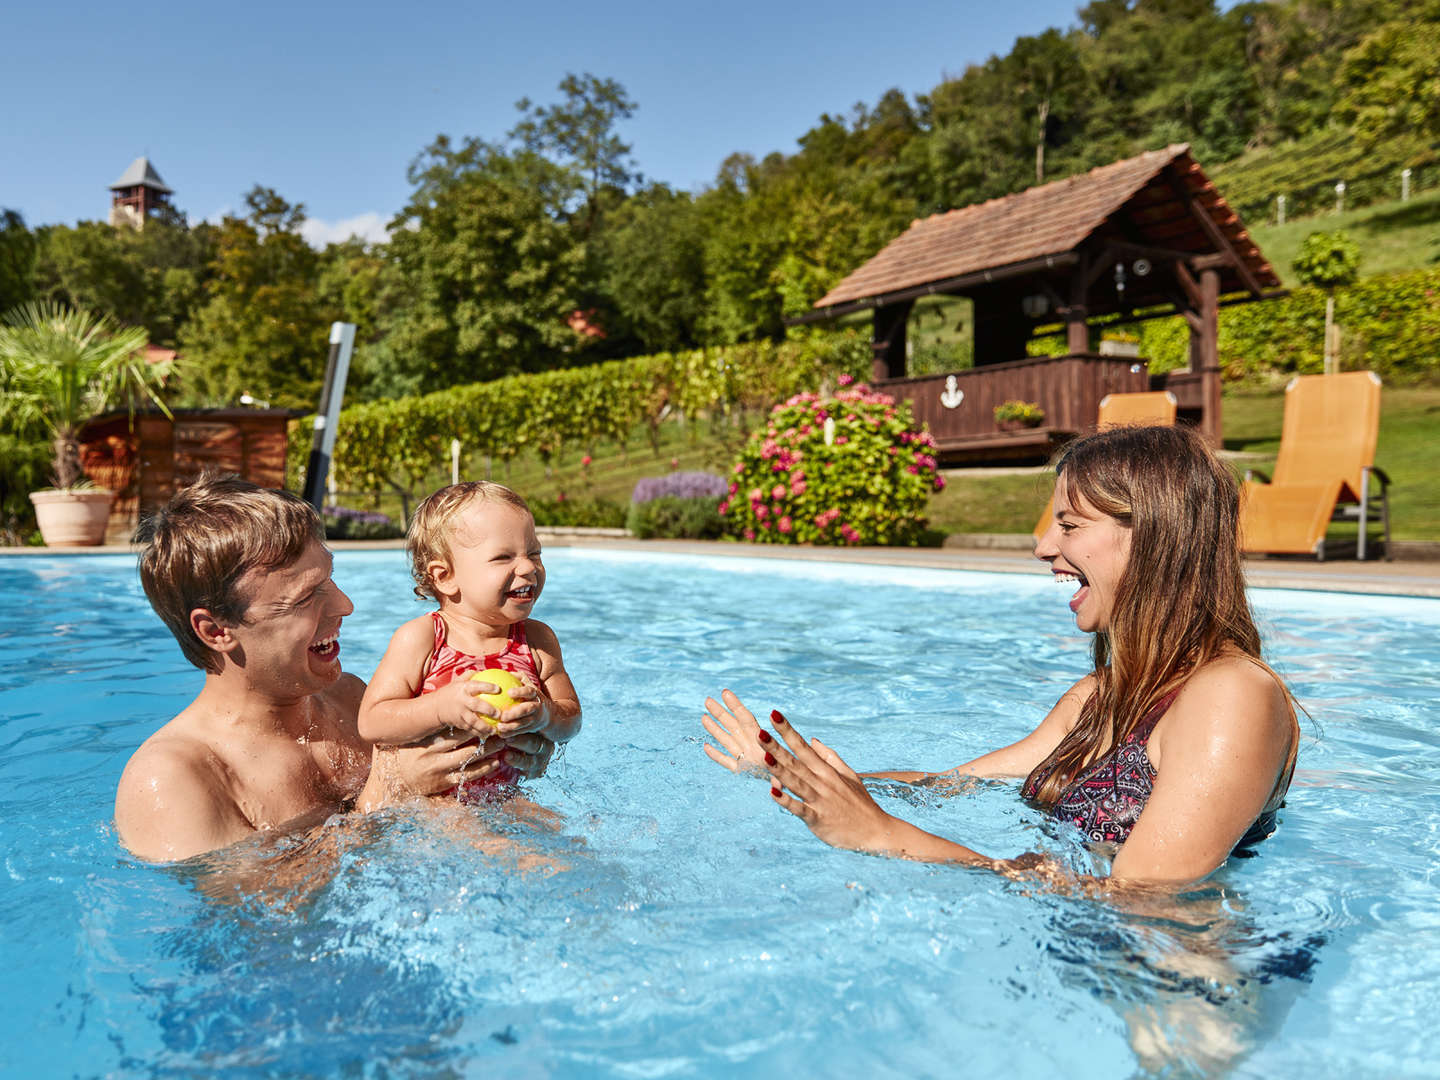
[329,670,368,718]
[114,717,249,862]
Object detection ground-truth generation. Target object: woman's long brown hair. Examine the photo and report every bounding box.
[1024,424,1296,808]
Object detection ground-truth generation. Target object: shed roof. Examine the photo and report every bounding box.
[813,144,1278,313]
[109,157,172,193]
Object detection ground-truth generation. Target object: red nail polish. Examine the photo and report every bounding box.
[757,729,772,744]
[764,752,777,766]
[770,786,781,797]
[770,710,786,725]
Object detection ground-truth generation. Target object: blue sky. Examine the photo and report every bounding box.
[3,0,1084,246]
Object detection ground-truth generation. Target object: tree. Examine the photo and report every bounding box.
[31,218,213,346]
[1293,231,1361,374]
[1336,16,1440,143]
[179,186,332,408]
[0,302,169,489]
[594,184,708,353]
[0,210,36,314]
[380,146,587,395]
[511,73,640,231]
[1007,29,1087,183]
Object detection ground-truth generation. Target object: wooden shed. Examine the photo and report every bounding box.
[793,144,1283,460]
[79,408,297,545]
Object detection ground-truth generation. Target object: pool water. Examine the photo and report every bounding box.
[1,549,1437,1078]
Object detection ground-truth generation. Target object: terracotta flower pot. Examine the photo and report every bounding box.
[29,489,115,547]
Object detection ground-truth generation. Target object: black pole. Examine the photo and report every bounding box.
[302,322,355,511]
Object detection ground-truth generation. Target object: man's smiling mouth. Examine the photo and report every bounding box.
[309,635,340,659]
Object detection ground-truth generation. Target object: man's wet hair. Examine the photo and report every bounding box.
[137,474,324,672]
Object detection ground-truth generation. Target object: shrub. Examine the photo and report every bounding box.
[993,400,1045,425]
[721,383,944,546]
[322,505,404,541]
[626,495,725,539]
[526,495,627,529]
[630,471,728,504]
[1131,267,1440,384]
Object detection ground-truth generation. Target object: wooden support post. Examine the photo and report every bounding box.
[1199,267,1222,447]
[871,301,912,382]
[1067,264,1089,354]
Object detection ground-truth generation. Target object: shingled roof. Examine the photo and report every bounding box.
[109,157,172,194]
[812,144,1279,313]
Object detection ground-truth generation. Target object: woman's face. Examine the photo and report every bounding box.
[1034,472,1132,634]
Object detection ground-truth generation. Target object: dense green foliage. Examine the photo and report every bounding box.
[720,382,943,546]
[1129,267,1440,383]
[626,496,725,539]
[1292,231,1362,290]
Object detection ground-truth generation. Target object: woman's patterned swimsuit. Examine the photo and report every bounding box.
[1024,689,1279,846]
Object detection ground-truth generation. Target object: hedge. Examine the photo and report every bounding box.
[1028,268,1440,386]
[289,331,870,517]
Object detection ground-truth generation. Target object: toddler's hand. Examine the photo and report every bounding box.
[489,681,552,737]
[431,677,504,735]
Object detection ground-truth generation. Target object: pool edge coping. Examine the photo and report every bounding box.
[3,535,1439,599]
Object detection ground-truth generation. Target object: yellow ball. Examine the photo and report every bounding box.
[468,668,525,724]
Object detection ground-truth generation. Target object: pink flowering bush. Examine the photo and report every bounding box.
[720,384,944,546]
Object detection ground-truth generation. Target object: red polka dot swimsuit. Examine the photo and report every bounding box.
[421,611,543,796]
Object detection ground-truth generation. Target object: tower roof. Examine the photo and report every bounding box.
[109,157,172,194]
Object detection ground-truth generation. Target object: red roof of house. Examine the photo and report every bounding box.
[814,144,1279,311]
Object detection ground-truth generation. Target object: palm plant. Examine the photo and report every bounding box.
[0,302,172,490]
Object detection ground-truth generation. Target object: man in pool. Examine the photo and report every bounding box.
[114,475,554,862]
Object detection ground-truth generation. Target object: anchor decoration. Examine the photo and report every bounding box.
[940,375,964,410]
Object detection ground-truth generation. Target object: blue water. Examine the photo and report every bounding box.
[1,549,1438,1078]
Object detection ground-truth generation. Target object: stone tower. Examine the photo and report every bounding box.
[109,157,173,229]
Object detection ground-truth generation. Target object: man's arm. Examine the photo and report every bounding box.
[115,742,254,862]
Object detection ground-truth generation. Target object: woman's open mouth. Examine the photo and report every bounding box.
[1054,571,1089,613]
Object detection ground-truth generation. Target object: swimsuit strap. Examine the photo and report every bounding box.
[430,610,447,649]
[1128,688,1181,746]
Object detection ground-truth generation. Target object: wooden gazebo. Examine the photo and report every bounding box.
[793,144,1283,460]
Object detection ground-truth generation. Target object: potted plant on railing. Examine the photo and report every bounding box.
[0,302,172,546]
[993,399,1045,432]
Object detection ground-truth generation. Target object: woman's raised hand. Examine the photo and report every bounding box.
[702,689,774,775]
[762,710,898,854]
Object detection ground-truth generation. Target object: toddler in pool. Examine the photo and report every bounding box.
[359,482,581,797]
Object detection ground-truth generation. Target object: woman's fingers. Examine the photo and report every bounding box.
[810,738,862,782]
[702,690,772,772]
[720,688,760,726]
[768,710,828,772]
[700,712,742,762]
[770,784,815,824]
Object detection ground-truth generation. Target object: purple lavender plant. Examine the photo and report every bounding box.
[630,471,728,505]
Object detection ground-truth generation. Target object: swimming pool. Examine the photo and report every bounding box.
[1,548,1437,1078]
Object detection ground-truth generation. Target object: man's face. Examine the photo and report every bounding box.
[226,539,354,701]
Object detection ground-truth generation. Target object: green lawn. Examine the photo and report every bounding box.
[335,387,1439,543]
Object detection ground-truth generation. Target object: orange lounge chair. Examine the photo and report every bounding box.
[1241,371,1390,560]
[1032,391,1178,542]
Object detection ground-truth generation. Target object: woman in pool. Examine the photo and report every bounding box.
[702,424,1300,888]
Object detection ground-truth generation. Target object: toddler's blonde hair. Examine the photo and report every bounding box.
[407,481,532,600]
